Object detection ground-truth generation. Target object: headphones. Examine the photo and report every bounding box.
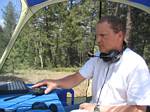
[0,108,5,112]
[88,42,127,63]
[32,102,58,112]
[100,42,127,63]
[0,102,58,112]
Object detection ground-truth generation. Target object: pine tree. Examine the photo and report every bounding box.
[0,25,4,58]
[2,1,17,43]
[1,1,17,72]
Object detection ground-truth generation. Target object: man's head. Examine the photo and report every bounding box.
[96,16,126,53]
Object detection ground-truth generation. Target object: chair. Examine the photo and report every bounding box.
[55,88,74,106]
[27,84,75,106]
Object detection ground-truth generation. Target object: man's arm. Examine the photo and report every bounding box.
[79,103,147,112]
[32,72,85,94]
[55,72,85,88]
[101,105,147,112]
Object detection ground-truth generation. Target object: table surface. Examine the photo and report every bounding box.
[0,91,65,112]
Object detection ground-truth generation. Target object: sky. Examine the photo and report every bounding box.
[0,0,21,27]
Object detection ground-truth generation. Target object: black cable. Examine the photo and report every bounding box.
[99,1,102,19]
[96,64,110,104]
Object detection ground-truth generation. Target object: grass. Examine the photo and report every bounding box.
[0,69,92,97]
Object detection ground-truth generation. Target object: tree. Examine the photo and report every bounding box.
[2,0,150,71]
[1,1,17,72]
[125,6,132,43]
[0,25,4,58]
[129,9,150,63]
[2,1,17,44]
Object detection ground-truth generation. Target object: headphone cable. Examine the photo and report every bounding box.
[96,64,110,105]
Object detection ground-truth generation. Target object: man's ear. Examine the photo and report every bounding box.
[117,31,124,42]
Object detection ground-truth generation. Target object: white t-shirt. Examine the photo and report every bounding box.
[79,48,150,105]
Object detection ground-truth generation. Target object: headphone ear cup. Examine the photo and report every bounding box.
[32,102,48,110]
[100,50,121,63]
[109,50,122,63]
[100,42,127,63]
[0,108,5,112]
[49,103,58,112]
[100,52,111,62]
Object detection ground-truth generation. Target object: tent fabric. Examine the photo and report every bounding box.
[108,0,150,14]
[26,0,150,7]
[129,0,150,7]
[27,0,48,7]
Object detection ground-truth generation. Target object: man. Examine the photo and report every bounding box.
[33,16,150,112]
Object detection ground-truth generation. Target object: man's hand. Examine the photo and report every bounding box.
[32,79,57,94]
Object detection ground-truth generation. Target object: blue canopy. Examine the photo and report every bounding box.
[129,0,150,7]
[108,0,150,14]
[27,0,48,7]
[26,0,150,8]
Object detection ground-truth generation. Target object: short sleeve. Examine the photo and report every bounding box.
[79,58,98,79]
[127,60,150,105]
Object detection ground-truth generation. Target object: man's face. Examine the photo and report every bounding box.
[96,21,123,53]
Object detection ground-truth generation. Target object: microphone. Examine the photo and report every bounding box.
[88,50,123,63]
[32,102,48,110]
[88,51,100,58]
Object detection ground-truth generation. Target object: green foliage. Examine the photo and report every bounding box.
[129,9,150,66]
[4,1,99,70]
[0,25,4,58]
[1,1,17,72]
[2,1,17,42]
[1,0,150,72]
[51,67,79,72]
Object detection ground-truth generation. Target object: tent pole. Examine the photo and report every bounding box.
[99,1,102,19]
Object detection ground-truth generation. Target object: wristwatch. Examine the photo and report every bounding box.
[94,105,100,112]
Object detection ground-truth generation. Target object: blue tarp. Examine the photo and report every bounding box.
[27,0,48,7]
[129,0,150,7]
[26,0,150,7]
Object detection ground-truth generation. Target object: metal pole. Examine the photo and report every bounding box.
[99,1,102,19]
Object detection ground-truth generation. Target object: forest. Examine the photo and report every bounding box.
[0,0,150,73]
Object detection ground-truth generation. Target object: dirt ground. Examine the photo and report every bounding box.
[0,70,92,97]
